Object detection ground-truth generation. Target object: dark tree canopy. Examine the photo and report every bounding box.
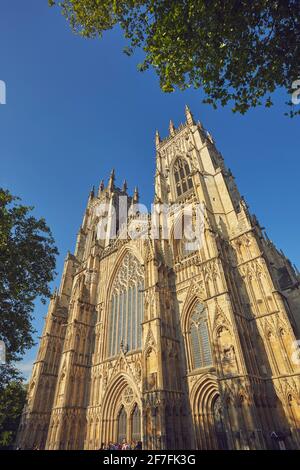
[0,188,58,383]
[0,381,27,449]
[49,0,300,116]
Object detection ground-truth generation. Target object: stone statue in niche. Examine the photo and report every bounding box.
[221,343,237,376]
[147,372,157,391]
[218,326,237,374]
[135,361,142,382]
[145,347,157,390]
[102,372,108,391]
[222,345,235,364]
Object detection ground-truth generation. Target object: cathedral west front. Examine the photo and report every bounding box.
[17,107,300,450]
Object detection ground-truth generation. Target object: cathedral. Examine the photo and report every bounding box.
[17,107,300,450]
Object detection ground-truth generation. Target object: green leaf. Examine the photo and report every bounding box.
[49,0,300,117]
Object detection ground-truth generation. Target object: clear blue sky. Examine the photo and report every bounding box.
[0,1,299,379]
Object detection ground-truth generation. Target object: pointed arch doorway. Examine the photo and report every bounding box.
[101,374,142,446]
[115,402,141,445]
[131,404,141,442]
[117,406,127,443]
[191,375,229,450]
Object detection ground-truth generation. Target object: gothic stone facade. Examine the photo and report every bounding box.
[17,107,300,450]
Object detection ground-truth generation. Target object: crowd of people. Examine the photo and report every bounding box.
[16,439,143,450]
[100,440,142,450]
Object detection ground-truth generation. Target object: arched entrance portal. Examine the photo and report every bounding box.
[191,375,229,450]
[212,396,228,450]
[115,403,142,444]
[101,373,142,446]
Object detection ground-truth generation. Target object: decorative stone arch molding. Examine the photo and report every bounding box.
[190,373,219,415]
[106,244,144,295]
[181,283,207,334]
[100,371,142,445]
[144,324,157,350]
[189,373,228,449]
[212,301,231,334]
[279,378,300,408]
[107,349,141,387]
[168,205,200,261]
[71,273,90,303]
[181,294,213,373]
[275,322,298,374]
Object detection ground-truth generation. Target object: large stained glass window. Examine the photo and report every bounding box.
[173,158,193,197]
[189,303,212,369]
[107,252,144,357]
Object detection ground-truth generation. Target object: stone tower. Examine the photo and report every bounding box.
[17,107,300,450]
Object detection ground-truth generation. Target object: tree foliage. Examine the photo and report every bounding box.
[0,381,27,449]
[49,0,300,116]
[0,188,58,384]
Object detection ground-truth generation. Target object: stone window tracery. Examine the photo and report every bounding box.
[189,302,212,369]
[173,158,193,197]
[107,252,144,357]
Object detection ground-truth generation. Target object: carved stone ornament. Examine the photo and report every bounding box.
[112,252,144,293]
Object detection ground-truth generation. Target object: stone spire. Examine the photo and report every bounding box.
[98,179,104,197]
[108,169,115,192]
[169,120,175,136]
[133,186,139,203]
[155,130,161,149]
[122,179,128,193]
[89,185,95,201]
[185,104,195,125]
